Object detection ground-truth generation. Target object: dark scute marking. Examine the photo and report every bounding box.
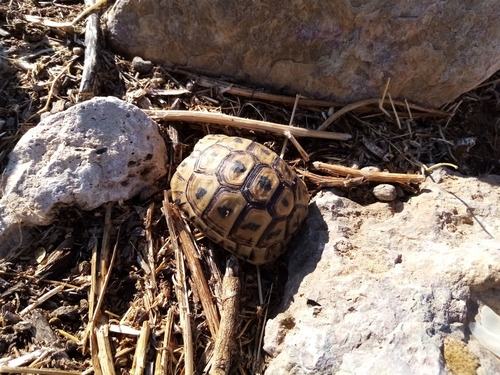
[217,205,233,218]
[174,198,181,205]
[195,187,207,199]
[234,137,243,143]
[232,160,247,174]
[282,198,290,207]
[262,148,270,155]
[267,229,282,239]
[241,222,261,231]
[180,161,187,167]
[258,176,272,191]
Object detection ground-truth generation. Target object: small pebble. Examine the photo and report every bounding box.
[72,46,84,56]
[132,56,153,73]
[361,166,381,172]
[372,184,397,202]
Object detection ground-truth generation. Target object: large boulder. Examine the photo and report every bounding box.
[105,0,500,107]
[264,169,500,374]
[0,97,167,258]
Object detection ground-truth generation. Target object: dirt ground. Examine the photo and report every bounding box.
[1,1,500,374]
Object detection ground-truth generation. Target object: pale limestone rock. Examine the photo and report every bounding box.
[0,97,167,258]
[106,0,500,107]
[264,169,500,374]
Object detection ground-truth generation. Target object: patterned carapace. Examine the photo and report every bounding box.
[170,134,309,264]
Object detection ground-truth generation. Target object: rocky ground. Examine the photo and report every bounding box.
[264,170,500,374]
[1,1,500,374]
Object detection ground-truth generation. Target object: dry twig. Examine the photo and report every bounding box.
[154,308,174,375]
[19,285,64,316]
[210,256,240,375]
[24,0,108,28]
[29,56,79,118]
[79,0,102,96]
[0,367,81,375]
[95,322,116,375]
[162,193,194,375]
[143,202,158,321]
[131,321,151,375]
[194,76,343,108]
[311,161,425,184]
[280,94,301,158]
[172,207,220,339]
[284,131,309,162]
[299,169,364,188]
[0,271,79,289]
[144,110,351,141]
[83,205,119,374]
[204,243,224,312]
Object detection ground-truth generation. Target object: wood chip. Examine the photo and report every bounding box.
[131,320,151,375]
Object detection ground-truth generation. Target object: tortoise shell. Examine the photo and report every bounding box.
[170,134,309,264]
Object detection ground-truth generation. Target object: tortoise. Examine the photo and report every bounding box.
[170,134,309,264]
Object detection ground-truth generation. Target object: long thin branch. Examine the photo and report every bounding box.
[24,0,108,28]
[195,77,343,108]
[144,110,351,141]
[174,211,220,339]
[162,192,194,375]
[312,161,425,184]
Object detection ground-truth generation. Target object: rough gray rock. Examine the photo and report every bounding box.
[0,97,167,258]
[264,169,500,374]
[105,0,500,107]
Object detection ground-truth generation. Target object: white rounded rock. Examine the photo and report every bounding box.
[0,97,167,257]
[372,184,398,202]
[360,166,381,173]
